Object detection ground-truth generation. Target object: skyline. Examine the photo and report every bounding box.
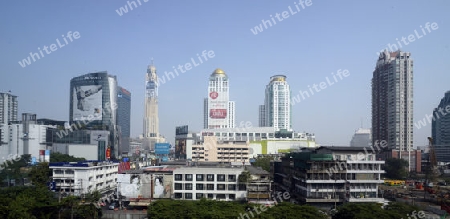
[1,1,450,147]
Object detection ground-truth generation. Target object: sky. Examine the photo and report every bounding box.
[1,0,449,147]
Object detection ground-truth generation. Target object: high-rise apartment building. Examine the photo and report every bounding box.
[117,86,131,154]
[372,50,413,165]
[203,68,235,129]
[0,92,18,124]
[69,71,120,158]
[432,91,450,148]
[143,61,159,150]
[259,75,292,131]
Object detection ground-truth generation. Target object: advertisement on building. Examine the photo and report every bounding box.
[119,174,152,200]
[72,85,103,121]
[175,125,188,135]
[153,175,173,199]
[175,139,186,159]
[155,143,170,155]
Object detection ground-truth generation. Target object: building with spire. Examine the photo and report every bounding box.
[143,60,160,150]
[259,75,292,131]
[203,68,235,129]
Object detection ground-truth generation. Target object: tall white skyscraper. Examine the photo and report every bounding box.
[0,92,18,124]
[259,75,292,131]
[143,61,159,150]
[204,68,235,129]
[372,50,413,162]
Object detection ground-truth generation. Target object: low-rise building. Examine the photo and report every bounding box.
[245,165,272,203]
[192,136,250,162]
[274,146,385,208]
[49,161,119,197]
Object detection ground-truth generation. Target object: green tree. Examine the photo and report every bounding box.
[50,152,86,162]
[0,154,31,186]
[253,156,273,172]
[29,162,51,187]
[332,202,420,219]
[383,158,409,179]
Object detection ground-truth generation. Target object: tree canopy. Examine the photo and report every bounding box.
[383,158,409,179]
[50,152,86,162]
[252,156,273,172]
[148,199,328,219]
[332,202,420,219]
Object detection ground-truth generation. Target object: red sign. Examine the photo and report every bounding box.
[210,109,227,119]
[209,91,218,99]
[106,148,111,159]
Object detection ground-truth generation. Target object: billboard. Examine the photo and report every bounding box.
[175,139,186,159]
[155,143,170,155]
[153,175,173,199]
[44,150,50,162]
[210,109,227,119]
[175,125,188,135]
[39,150,45,162]
[72,85,103,121]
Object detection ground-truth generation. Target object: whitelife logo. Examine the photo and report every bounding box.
[18,31,81,68]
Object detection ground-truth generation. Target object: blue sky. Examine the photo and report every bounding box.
[1,0,449,147]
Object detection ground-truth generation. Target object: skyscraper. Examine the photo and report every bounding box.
[0,92,18,124]
[117,86,131,154]
[350,128,371,147]
[432,91,450,146]
[372,50,413,160]
[143,61,159,150]
[204,68,235,129]
[259,75,292,131]
[69,71,120,158]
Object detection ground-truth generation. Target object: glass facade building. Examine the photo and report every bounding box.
[432,91,450,162]
[259,75,292,131]
[117,86,131,154]
[69,72,119,159]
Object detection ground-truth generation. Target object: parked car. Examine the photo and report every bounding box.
[108,202,118,210]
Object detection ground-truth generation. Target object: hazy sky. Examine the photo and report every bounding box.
[1,1,449,147]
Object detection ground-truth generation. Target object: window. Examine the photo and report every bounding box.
[175,174,182,181]
[207,174,214,181]
[217,184,225,190]
[196,193,204,199]
[196,174,204,181]
[207,184,214,190]
[216,194,226,200]
[196,184,204,190]
[185,183,193,190]
[174,193,182,199]
[228,175,236,182]
[217,174,225,182]
[229,194,235,200]
[185,193,192,199]
[228,184,236,191]
[185,174,193,181]
[175,183,182,190]
[207,194,214,199]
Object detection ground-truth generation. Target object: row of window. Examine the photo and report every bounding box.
[174,193,236,200]
[175,174,236,182]
[175,183,245,191]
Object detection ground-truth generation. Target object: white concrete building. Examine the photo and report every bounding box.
[0,92,18,124]
[173,166,246,201]
[259,75,292,131]
[350,128,371,147]
[49,161,119,196]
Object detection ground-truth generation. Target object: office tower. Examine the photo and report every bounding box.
[372,50,413,164]
[432,91,450,146]
[0,92,18,124]
[69,71,120,158]
[259,75,292,131]
[258,105,265,127]
[204,68,235,129]
[350,128,371,147]
[117,86,131,155]
[143,61,159,150]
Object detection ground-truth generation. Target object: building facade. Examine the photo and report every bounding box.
[432,91,450,152]
[49,161,119,196]
[173,166,246,201]
[372,50,413,167]
[143,62,160,150]
[203,68,235,129]
[273,147,385,208]
[259,75,292,131]
[191,136,250,162]
[117,86,131,155]
[0,92,18,124]
[69,71,120,159]
[350,128,371,147]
